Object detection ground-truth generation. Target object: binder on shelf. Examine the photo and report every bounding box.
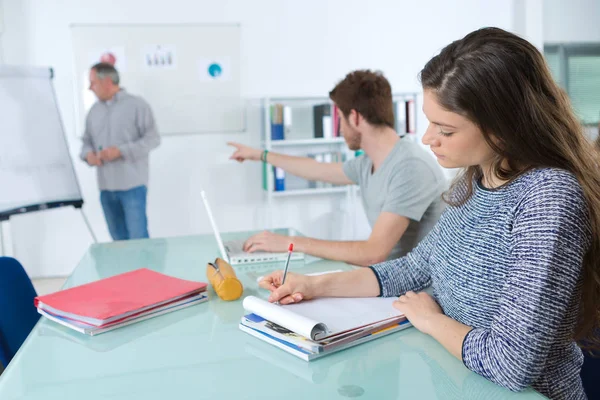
[323,153,333,188]
[323,115,333,138]
[394,100,407,136]
[271,124,284,140]
[271,103,285,140]
[406,99,416,134]
[274,167,285,191]
[333,106,341,137]
[307,153,317,189]
[283,106,292,137]
[331,151,344,163]
[262,161,267,191]
[313,104,332,138]
[313,154,325,188]
[285,174,312,191]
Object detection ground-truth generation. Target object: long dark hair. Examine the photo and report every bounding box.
[420,27,600,346]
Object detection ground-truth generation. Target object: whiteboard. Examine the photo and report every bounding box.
[71,24,244,136]
[0,66,83,220]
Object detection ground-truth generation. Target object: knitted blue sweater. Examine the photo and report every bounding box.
[370,168,591,400]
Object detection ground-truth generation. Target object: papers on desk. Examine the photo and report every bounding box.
[35,268,208,336]
[239,295,411,361]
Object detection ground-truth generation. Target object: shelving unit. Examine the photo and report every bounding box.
[260,93,419,229]
[261,96,353,201]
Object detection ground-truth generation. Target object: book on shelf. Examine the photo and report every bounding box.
[308,151,345,189]
[262,164,286,193]
[333,106,341,137]
[283,105,292,137]
[393,98,417,137]
[35,268,208,336]
[262,159,267,191]
[265,151,346,192]
[313,153,325,189]
[271,103,285,140]
[394,100,407,135]
[313,104,334,139]
[274,166,285,191]
[406,99,416,134]
[239,295,411,361]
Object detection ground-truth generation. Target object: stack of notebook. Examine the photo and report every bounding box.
[35,268,208,336]
[239,295,411,361]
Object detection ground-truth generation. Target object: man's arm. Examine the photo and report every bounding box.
[117,100,161,161]
[245,212,410,266]
[295,212,409,266]
[80,115,94,161]
[262,220,442,304]
[228,142,353,185]
[80,115,102,166]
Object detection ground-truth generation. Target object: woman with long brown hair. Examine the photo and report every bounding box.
[258,28,600,399]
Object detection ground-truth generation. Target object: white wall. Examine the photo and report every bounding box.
[0,0,4,63]
[2,0,515,277]
[544,0,600,43]
[512,0,544,49]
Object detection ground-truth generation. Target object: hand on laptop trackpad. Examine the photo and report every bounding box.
[244,249,271,255]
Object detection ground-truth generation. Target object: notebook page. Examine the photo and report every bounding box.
[242,296,326,340]
[284,297,403,337]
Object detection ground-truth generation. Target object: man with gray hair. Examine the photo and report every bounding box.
[80,62,161,241]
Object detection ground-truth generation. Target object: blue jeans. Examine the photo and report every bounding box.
[100,185,149,241]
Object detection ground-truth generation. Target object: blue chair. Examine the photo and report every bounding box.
[0,257,40,368]
[581,347,599,399]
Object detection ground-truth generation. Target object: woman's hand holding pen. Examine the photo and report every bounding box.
[259,271,317,305]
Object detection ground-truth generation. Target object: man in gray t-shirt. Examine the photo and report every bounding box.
[229,70,446,266]
[344,139,446,259]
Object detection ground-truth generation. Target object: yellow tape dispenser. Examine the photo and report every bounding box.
[206,257,244,301]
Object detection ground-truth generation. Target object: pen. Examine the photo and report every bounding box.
[281,243,294,286]
[209,258,225,280]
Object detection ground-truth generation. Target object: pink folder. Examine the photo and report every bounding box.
[35,268,207,326]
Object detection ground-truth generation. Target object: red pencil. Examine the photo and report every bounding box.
[281,243,294,285]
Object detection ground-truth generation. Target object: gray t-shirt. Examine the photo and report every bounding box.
[343,139,447,260]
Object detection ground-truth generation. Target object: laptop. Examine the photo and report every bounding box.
[201,190,305,265]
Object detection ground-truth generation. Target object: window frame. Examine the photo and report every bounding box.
[544,43,600,126]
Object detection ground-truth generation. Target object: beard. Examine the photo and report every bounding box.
[344,129,362,151]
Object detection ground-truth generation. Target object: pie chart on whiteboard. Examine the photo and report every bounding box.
[208,63,222,78]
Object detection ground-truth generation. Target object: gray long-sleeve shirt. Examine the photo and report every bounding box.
[79,90,161,191]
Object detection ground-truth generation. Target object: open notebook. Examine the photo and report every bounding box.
[239,295,411,361]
